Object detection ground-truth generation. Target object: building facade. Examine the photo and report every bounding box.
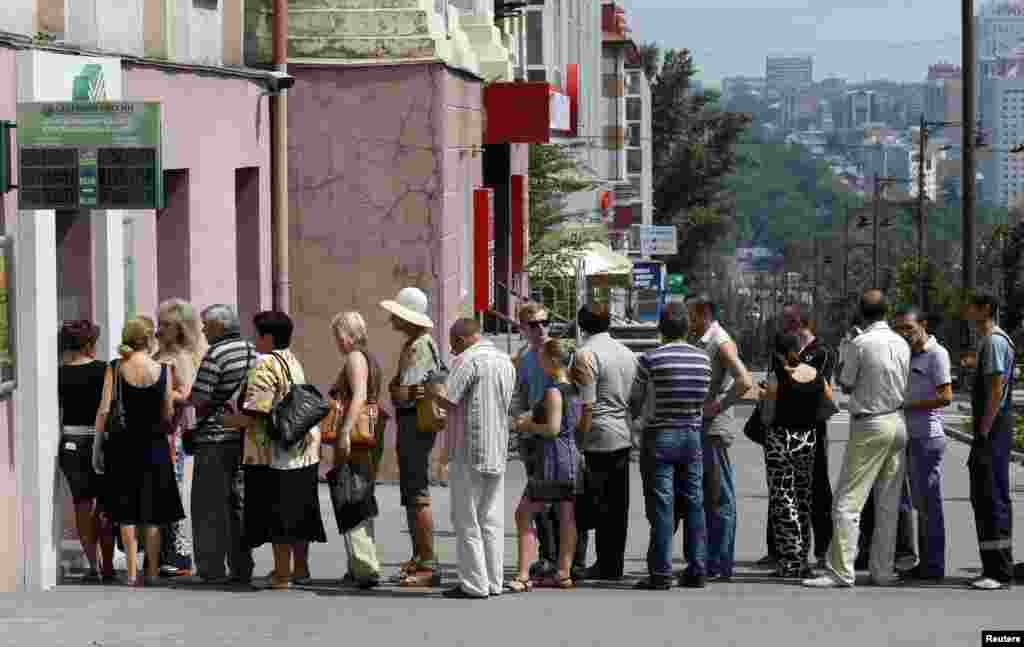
[981,75,1024,207]
[765,55,813,93]
[1,0,276,592]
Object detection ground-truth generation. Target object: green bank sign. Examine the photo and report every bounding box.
[16,101,162,210]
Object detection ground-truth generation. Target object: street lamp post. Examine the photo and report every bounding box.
[963,0,976,352]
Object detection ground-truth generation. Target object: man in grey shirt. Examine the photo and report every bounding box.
[573,303,638,581]
[687,294,754,581]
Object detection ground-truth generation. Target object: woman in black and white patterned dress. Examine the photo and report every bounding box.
[760,332,832,579]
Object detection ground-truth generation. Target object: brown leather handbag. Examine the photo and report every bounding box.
[323,350,381,450]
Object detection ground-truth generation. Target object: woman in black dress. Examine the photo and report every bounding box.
[760,332,833,579]
[94,318,185,586]
[58,320,115,582]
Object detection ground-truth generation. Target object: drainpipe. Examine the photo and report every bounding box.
[271,0,290,313]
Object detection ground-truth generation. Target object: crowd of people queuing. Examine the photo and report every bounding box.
[56,284,1016,595]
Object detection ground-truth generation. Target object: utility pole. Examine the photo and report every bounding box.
[873,174,881,287]
[963,0,976,336]
[813,236,821,328]
[918,113,928,310]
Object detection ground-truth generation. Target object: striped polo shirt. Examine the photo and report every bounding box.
[445,339,516,475]
[636,342,712,430]
[191,334,258,443]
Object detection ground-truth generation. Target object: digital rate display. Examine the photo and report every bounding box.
[16,102,161,210]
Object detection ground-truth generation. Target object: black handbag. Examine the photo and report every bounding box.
[268,352,330,450]
[743,403,766,446]
[105,359,127,438]
[326,461,379,534]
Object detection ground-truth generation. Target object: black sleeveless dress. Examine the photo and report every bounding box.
[105,364,185,526]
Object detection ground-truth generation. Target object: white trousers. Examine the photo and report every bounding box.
[827,412,908,585]
[449,462,505,597]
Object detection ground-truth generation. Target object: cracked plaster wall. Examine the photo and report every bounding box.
[287,63,483,480]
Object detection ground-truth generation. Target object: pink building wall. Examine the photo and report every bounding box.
[287,63,484,481]
[0,45,17,594]
[124,66,273,315]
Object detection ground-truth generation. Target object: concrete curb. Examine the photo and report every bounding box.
[943,422,1024,466]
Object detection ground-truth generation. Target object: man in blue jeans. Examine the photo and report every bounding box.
[632,302,712,590]
[687,294,754,581]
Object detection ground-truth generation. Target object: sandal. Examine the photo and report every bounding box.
[558,576,575,590]
[269,574,292,591]
[396,558,419,580]
[505,577,533,593]
[399,568,440,588]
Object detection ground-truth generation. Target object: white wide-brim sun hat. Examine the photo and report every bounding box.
[380,287,435,329]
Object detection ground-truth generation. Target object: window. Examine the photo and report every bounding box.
[626,71,642,95]
[627,149,642,174]
[527,69,547,82]
[527,10,543,66]
[630,175,642,197]
[626,97,642,122]
[193,0,217,8]
[627,123,641,147]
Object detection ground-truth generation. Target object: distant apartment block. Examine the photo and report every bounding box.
[765,56,813,91]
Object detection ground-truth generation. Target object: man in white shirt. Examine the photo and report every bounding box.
[804,289,911,588]
[421,318,516,599]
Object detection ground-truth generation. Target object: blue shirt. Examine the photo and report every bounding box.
[906,336,951,440]
[516,348,553,414]
[973,326,1016,418]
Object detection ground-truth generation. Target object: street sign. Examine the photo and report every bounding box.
[667,273,687,295]
[634,224,677,256]
[16,101,162,210]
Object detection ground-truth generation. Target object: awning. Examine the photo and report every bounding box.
[549,242,633,278]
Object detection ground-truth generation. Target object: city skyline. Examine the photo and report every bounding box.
[614,0,966,85]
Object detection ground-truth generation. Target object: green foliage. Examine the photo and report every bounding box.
[527,143,603,318]
[647,48,750,276]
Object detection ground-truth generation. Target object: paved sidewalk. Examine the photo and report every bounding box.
[3,409,1024,647]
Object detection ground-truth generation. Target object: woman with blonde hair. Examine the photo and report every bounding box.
[94,318,184,586]
[153,298,207,577]
[324,311,386,589]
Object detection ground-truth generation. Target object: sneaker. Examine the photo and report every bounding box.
[441,586,488,599]
[970,577,1010,590]
[894,555,919,573]
[634,577,672,591]
[802,574,850,589]
[679,574,706,588]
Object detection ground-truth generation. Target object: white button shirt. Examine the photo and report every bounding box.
[839,321,911,417]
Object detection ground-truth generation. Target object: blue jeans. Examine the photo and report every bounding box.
[902,436,946,577]
[645,427,706,579]
[703,435,736,577]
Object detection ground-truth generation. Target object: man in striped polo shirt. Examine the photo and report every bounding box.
[190,304,259,585]
[632,303,712,590]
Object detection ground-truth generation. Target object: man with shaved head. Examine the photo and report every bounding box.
[419,317,516,599]
[804,289,911,589]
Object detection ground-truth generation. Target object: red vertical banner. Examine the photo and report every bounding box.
[474,188,495,313]
[566,64,579,137]
[510,174,525,274]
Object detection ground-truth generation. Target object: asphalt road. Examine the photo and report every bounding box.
[3,402,1023,647]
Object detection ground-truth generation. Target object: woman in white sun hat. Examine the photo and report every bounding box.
[380,287,444,587]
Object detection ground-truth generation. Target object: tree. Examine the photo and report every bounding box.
[526,143,601,318]
[646,48,751,277]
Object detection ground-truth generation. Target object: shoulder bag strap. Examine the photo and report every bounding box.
[362,349,380,405]
[426,337,447,373]
[270,351,294,388]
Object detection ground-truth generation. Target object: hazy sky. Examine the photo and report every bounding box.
[613,0,966,85]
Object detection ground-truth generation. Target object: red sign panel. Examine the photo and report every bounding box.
[566,64,579,137]
[474,188,495,313]
[484,82,552,144]
[614,205,634,229]
[510,174,526,274]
